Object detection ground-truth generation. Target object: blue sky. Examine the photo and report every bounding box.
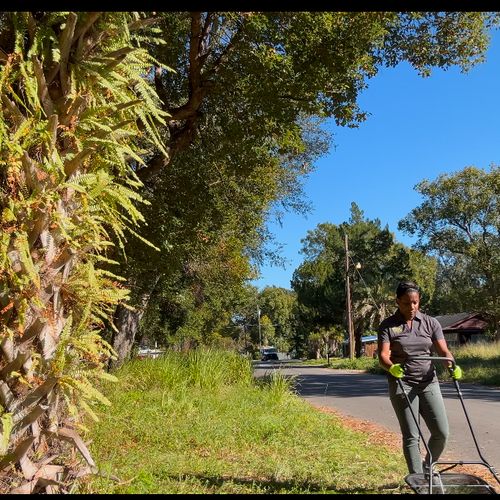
[252,27,500,291]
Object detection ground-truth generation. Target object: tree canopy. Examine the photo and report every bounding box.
[398,165,500,335]
[291,203,437,356]
[108,11,500,366]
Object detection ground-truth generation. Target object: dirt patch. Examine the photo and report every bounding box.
[312,403,500,493]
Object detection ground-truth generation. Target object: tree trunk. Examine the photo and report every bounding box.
[109,274,161,370]
[355,324,363,358]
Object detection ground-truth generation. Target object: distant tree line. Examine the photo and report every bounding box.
[219,164,500,360]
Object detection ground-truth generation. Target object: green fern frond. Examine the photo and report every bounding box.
[10,117,34,143]
[69,378,112,406]
[50,314,74,376]
[80,400,99,422]
[97,371,118,383]
[0,413,13,456]
[0,12,175,470]
[14,233,40,289]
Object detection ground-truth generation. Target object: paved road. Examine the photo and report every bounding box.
[253,361,500,475]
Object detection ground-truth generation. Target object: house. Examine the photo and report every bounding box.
[341,334,378,358]
[360,334,378,358]
[434,312,489,347]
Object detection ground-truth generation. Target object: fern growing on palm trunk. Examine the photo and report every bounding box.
[0,12,167,493]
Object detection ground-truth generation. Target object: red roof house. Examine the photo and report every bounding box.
[434,312,489,346]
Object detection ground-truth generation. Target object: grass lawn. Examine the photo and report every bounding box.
[77,349,408,494]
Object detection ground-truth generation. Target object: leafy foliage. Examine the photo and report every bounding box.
[110,11,500,365]
[0,11,167,492]
[398,165,500,332]
[291,203,437,356]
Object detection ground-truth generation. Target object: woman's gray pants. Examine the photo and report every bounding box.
[388,377,449,474]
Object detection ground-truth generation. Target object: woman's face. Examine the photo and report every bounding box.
[396,291,420,321]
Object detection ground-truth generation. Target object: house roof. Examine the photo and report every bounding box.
[434,312,488,332]
[342,335,377,344]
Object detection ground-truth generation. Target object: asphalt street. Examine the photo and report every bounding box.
[253,360,500,476]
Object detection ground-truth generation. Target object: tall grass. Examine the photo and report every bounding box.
[256,369,298,404]
[78,348,407,494]
[114,347,253,394]
[77,343,498,493]
[440,341,500,386]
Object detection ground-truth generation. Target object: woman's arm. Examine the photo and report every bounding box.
[378,341,393,371]
[433,338,455,368]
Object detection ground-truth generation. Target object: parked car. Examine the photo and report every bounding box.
[137,347,165,359]
[260,346,279,361]
[262,352,279,361]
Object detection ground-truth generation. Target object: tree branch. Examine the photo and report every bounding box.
[136,152,170,182]
[58,13,78,95]
[73,12,101,44]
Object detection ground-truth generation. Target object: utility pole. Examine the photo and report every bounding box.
[257,306,262,349]
[242,324,247,354]
[344,233,355,360]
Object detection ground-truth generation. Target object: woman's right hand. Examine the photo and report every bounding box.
[388,363,404,378]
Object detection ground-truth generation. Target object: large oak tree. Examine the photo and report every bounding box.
[109,11,500,366]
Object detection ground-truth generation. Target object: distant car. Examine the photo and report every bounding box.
[262,352,279,361]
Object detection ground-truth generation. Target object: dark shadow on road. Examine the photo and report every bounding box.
[438,383,500,403]
[294,373,390,398]
[294,374,500,404]
[254,365,500,403]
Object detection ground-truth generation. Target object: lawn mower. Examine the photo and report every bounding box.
[398,355,500,494]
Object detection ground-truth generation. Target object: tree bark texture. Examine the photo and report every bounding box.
[110,274,161,370]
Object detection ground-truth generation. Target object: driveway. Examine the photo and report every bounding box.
[253,361,500,475]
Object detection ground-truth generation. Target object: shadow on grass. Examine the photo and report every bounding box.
[159,472,406,494]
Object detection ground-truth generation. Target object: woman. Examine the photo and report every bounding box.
[377,281,462,474]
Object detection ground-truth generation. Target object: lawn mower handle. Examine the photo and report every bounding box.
[402,355,456,370]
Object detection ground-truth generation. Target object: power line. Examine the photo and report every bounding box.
[348,254,382,313]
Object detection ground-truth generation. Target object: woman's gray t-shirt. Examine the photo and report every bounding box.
[377,309,445,384]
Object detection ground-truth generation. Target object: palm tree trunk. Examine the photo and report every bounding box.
[0,12,168,493]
